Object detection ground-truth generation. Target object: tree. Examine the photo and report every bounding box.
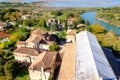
[51,10,62,16]
[64,20,67,31]
[49,43,60,51]
[4,60,18,80]
[72,21,77,29]
[85,20,90,25]
[90,23,107,33]
[66,12,74,18]
[39,19,47,28]
[50,22,58,31]
[77,17,84,24]
[10,34,19,42]
[0,66,4,76]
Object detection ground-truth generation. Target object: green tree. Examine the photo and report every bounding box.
[64,20,67,31]
[49,43,60,51]
[0,66,4,75]
[72,21,77,29]
[4,60,18,80]
[85,20,90,26]
[77,17,84,24]
[50,22,58,31]
[39,19,47,28]
[90,23,107,33]
[51,10,62,16]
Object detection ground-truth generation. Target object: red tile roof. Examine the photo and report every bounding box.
[14,47,44,56]
[0,32,10,37]
[29,51,57,71]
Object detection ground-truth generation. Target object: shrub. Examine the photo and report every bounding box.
[49,43,60,51]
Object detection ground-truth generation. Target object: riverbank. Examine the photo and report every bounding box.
[96,17,120,28]
[81,12,120,35]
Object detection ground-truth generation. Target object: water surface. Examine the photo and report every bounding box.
[81,12,120,35]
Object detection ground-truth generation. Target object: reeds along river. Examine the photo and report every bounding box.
[80,12,120,36]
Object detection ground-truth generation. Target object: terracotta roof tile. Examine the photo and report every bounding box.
[67,29,76,35]
[29,51,57,71]
[17,41,26,45]
[58,43,75,80]
[32,29,48,35]
[14,47,44,56]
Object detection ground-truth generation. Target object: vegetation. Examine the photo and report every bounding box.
[0,50,18,80]
[96,7,120,27]
[50,21,58,31]
[72,21,77,29]
[4,60,18,80]
[64,20,67,31]
[0,8,21,22]
[49,43,60,51]
[86,23,120,58]
[51,10,63,16]
[90,23,107,34]
[0,28,30,50]
[15,68,29,80]
[0,2,112,80]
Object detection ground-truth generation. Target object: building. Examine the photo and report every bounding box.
[22,14,31,20]
[14,47,44,63]
[77,23,85,28]
[47,19,56,27]
[67,18,77,29]
[58,43,75,80]
[0,22,6,31]
[58,30,119,80]
[9,22,16,25]
[17,41,26,48]
[17,29,56,50]
[76,30,117,80]
[66,29,76,43]
[14,29,62,80]
[29,51,57,80]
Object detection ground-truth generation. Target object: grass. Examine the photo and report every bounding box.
[41,11,56,19]
[57,13,67,20]
[15,68,29,80]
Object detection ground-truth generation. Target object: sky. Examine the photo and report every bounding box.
[0,0,120,3]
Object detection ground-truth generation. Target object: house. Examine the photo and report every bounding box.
[17,29,57,50]
[14,29,62,80]
[26,29,56,50]
[0,32,10,38]
[47,19,64,31]
[77,23,85,28]
[0,22,6,31]
[29,51,57,80]
[17,41,26,48]
[67,18,77,29]
[14,47,61,80]
[22,14,31,20]
[14,47,44,63]
[9,22,16,25]
[66,29,76,43]
[47,19,56,27]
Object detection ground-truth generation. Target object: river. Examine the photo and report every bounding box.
[81,12,120,36]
